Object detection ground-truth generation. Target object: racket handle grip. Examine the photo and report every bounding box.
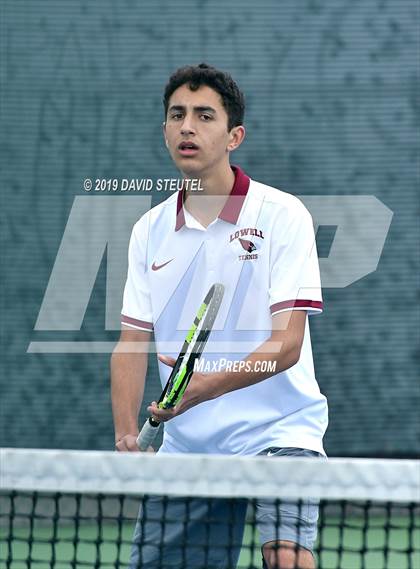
[136,417,161,451]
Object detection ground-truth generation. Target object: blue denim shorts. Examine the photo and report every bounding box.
[128,447,322,568]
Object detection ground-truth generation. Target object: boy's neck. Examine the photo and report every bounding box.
[183,162,236,228]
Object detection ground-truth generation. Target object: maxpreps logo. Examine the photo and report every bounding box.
[229,227,264,261]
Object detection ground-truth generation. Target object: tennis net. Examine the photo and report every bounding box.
[1,448,419,569]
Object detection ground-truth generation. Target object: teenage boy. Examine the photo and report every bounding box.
[112,63,327,569]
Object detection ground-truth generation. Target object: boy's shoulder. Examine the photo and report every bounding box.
[249,177,312,220]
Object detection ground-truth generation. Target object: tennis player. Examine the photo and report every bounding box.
[111,63,328,569]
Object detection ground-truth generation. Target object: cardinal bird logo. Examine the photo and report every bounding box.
[239,238,257,253]
[229,228,263,260]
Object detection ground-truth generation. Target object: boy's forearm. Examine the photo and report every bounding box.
[111,346,148,442]
[210,337,300,399]
[149,311,307,423]
[211,311,307,398]
[148,334,303,424]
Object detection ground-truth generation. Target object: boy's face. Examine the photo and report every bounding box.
[164,84,243,177]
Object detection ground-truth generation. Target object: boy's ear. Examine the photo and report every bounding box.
[227,125,246,152]
[162,121,168,146]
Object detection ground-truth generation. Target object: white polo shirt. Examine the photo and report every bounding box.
[122,165,328,456]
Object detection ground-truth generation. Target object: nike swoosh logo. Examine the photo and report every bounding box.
[151,259,173,271]
[266,450,277,457]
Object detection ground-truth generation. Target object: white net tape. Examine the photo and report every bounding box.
[1,448,419,502]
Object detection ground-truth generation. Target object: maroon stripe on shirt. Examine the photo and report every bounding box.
[121,314,153,330]
[270,300,323,314]
[175,187,186,231]
[218,165,251,224]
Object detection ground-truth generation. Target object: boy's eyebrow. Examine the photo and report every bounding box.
[168,105,217,114]
[194,106,217,114]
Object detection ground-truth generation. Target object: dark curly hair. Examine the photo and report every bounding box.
[163,63,245,131]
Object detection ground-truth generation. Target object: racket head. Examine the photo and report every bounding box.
[159,283,224,409]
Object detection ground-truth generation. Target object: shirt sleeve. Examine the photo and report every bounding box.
[121,215,153,331]
[269,200,323,316]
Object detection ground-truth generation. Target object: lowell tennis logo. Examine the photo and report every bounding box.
[229,228,264,260]
[239,238,256,253]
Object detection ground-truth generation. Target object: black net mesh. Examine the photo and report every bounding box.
[1,492,419,568]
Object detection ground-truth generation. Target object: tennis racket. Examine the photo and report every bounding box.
[136,283,224,451]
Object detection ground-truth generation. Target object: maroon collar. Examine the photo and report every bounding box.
[175,165,250,231]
